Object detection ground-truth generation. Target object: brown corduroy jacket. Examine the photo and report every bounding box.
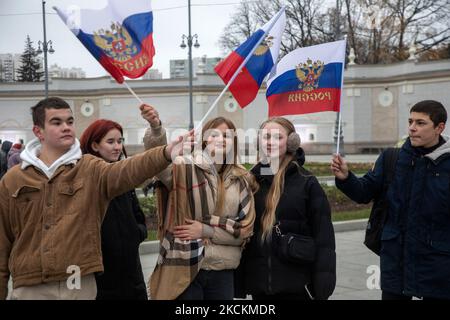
[0,146,169,300]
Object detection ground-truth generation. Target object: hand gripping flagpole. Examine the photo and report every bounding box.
[336,35,347,155]
[194,6,286,132]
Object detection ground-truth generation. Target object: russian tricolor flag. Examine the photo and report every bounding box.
[54,0,154,84]
[266,40,346,117]
[214,9,286,108]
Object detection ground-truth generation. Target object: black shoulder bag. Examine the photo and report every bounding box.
[274,222,316,265]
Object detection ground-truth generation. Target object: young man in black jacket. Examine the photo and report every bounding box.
[331,100,450,300]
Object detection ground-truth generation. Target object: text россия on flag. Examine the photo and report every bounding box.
[266,40,346,117]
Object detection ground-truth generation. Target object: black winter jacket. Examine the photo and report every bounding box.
[237,148,336,299]
[95,190,148,300]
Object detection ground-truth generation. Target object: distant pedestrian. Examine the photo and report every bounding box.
[7,143,23,170]
[0,140,12,179]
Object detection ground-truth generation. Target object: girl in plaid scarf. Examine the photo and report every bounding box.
[141,104,257,300]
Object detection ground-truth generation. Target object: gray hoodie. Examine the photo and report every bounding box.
[426,135,450,162]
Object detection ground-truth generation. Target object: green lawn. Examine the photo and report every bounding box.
[146,229,158,241]
[331,208,370,222]
[142,165,372,241]
[145,209,370,241]
[241,162,372,176]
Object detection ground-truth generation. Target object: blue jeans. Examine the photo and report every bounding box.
[177,269,234,300]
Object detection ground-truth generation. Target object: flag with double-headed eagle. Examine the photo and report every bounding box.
[54,0,154,83]
[214,9,286,108]
[266,40,346,116]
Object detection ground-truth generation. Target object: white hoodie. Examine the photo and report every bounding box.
[20,138,82,179]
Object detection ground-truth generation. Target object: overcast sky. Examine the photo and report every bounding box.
[0,0,245,78]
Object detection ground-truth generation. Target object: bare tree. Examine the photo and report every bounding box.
[219,0,332,56]
[346,0,450,63]
[370,0,450,60]
[282,0,330,50]
[220,0,450,64]
[218,1,258,55]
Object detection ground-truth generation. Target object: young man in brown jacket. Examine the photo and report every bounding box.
[0,97,186,300]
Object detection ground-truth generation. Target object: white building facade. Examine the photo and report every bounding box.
[48,64,86,79]
[170,56,222,79]
[0,53,43,82]
[0,59,449,155]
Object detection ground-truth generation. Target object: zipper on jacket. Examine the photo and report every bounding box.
[402,232,407,296]
[402,157,415,295]
[401,163,412,294]
[267,225,281,295]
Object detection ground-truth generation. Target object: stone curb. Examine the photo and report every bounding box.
[139,218,368,255]
[332,218,368,233]
[139,240,161,255]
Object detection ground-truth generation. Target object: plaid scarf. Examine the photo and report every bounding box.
[149,151,254,300]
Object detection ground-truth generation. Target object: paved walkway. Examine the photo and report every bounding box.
[7,229,381,300]
[330,230,381,300]
[140,229,382,300]
[306,154,378,164]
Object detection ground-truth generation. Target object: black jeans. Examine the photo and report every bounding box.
[177,269,234,300]
[252,292,311,300]
[382,290,448,301]
[252,285,313,301]
[382,291,412,300]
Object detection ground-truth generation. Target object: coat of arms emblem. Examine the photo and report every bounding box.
[296,58,324,92]
[93,22,138,62]
[253,36,274,56]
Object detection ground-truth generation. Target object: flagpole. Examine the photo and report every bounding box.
[336,35,347,155]
[123,81,144,105]
[336,108,343,154]
[195,6,286,131]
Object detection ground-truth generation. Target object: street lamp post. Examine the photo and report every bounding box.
[180,0,200,130]
[36,0,55,98]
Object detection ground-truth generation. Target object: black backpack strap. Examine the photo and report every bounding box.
[364,148,400,255]
[382,148,400,187]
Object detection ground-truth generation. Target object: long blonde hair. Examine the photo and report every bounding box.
[259,117,298,242]
[201,117,255,215]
